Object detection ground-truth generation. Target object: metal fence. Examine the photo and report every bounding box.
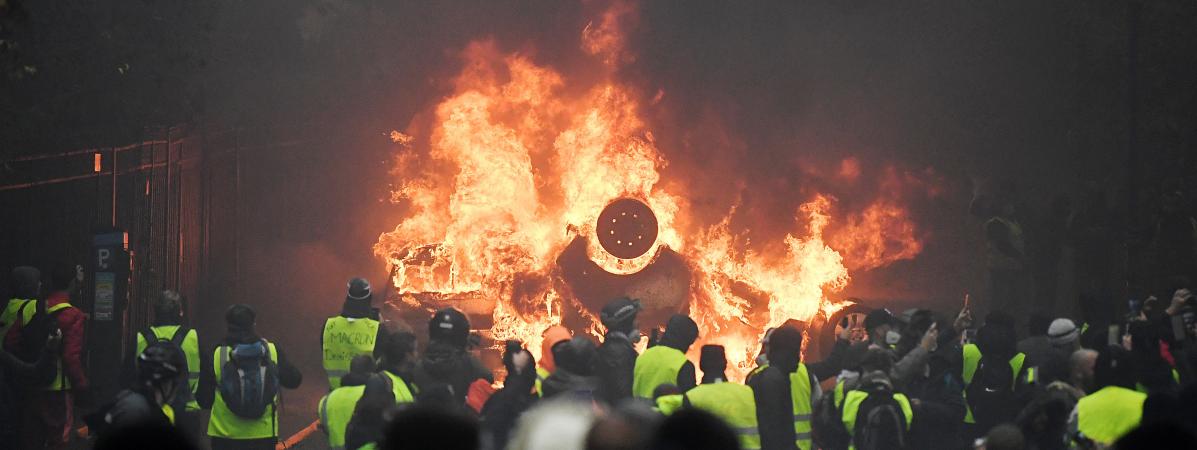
[0,125,241,355]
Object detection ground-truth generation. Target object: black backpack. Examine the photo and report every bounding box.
[217,340,279,418]
[141,327,194,406]
[141,327,190,366]
[18,302,62,386]
[851,385,910,450]
[812,389,852,450]
[965,356,1021,430]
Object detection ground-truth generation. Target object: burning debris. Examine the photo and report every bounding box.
[373,2,925,380]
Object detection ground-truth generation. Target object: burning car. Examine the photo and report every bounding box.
[374,15,915,379]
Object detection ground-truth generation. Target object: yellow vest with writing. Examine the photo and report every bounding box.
[322,316,380,389]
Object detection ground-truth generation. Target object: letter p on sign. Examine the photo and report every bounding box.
[97,249,111,270]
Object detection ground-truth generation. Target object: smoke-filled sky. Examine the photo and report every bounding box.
[5,0,1197,377]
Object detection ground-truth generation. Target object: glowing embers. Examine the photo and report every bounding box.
[589,197,662,275]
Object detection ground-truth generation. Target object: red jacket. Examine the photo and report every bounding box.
[47,291,88,390]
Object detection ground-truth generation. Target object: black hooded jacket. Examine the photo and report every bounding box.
[410,339,493,410]
[542,337,602,399]
[595,331,638,405]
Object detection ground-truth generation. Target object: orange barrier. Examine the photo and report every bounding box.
[77,417,320,448]
[276,420,320,449]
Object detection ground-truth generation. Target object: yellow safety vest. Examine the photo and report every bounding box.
[654,393,684,415]
[746,363,769,384]
[841,390,913,450]
[1076,386,1145,445]
[534,367,550,398]
[322,316,380,389]
[137,325,201,411]
[45,302,75,391]
[686,382,761,450]
[961,344,1026,423]
[633,346,689,399]
[318,385,366,450]
[0,299,35,341]
[790,363,814,450]
[208,341,280,439]
[382,370,416,404]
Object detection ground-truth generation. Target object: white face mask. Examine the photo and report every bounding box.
[885,330,901,346]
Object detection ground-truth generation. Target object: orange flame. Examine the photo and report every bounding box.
[375,2,921,381]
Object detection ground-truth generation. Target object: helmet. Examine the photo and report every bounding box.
[600,297,641,330]
[137,342,183,384]
[347,277,372,302]
[428,307,470,347]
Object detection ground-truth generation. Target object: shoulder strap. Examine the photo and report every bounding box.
[143,327,161,344]
[170,326,191,348]
[46,302,72,314]
[379,371,395,392]
[17,299,34,320]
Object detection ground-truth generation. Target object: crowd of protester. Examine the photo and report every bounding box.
[0,181,1195,449]
[3,269,1197,449]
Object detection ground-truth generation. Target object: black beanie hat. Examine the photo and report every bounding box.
[10,266,41,299]
[225,304,256,329]
[767,325,804,365]
[661,314,699,350]
[699,345,726,374]
[600,297,642,333]
[552,337,598,376]
[863,309,894,332]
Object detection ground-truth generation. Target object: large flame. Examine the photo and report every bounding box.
[375,2,924,380]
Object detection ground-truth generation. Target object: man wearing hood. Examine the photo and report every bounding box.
[20,263,89,450]
[344,332,418,450]
[410,307,493,411]
[321,277,388,390]
[197,304,302,450]
[595,297,642,404]
[961,316,1032,441]
[632,314,698,399]
[481,340,538,448]
[98,342,186,436]
[749,325,822,450]
[535,325,571,397]
[541,336,601,399]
